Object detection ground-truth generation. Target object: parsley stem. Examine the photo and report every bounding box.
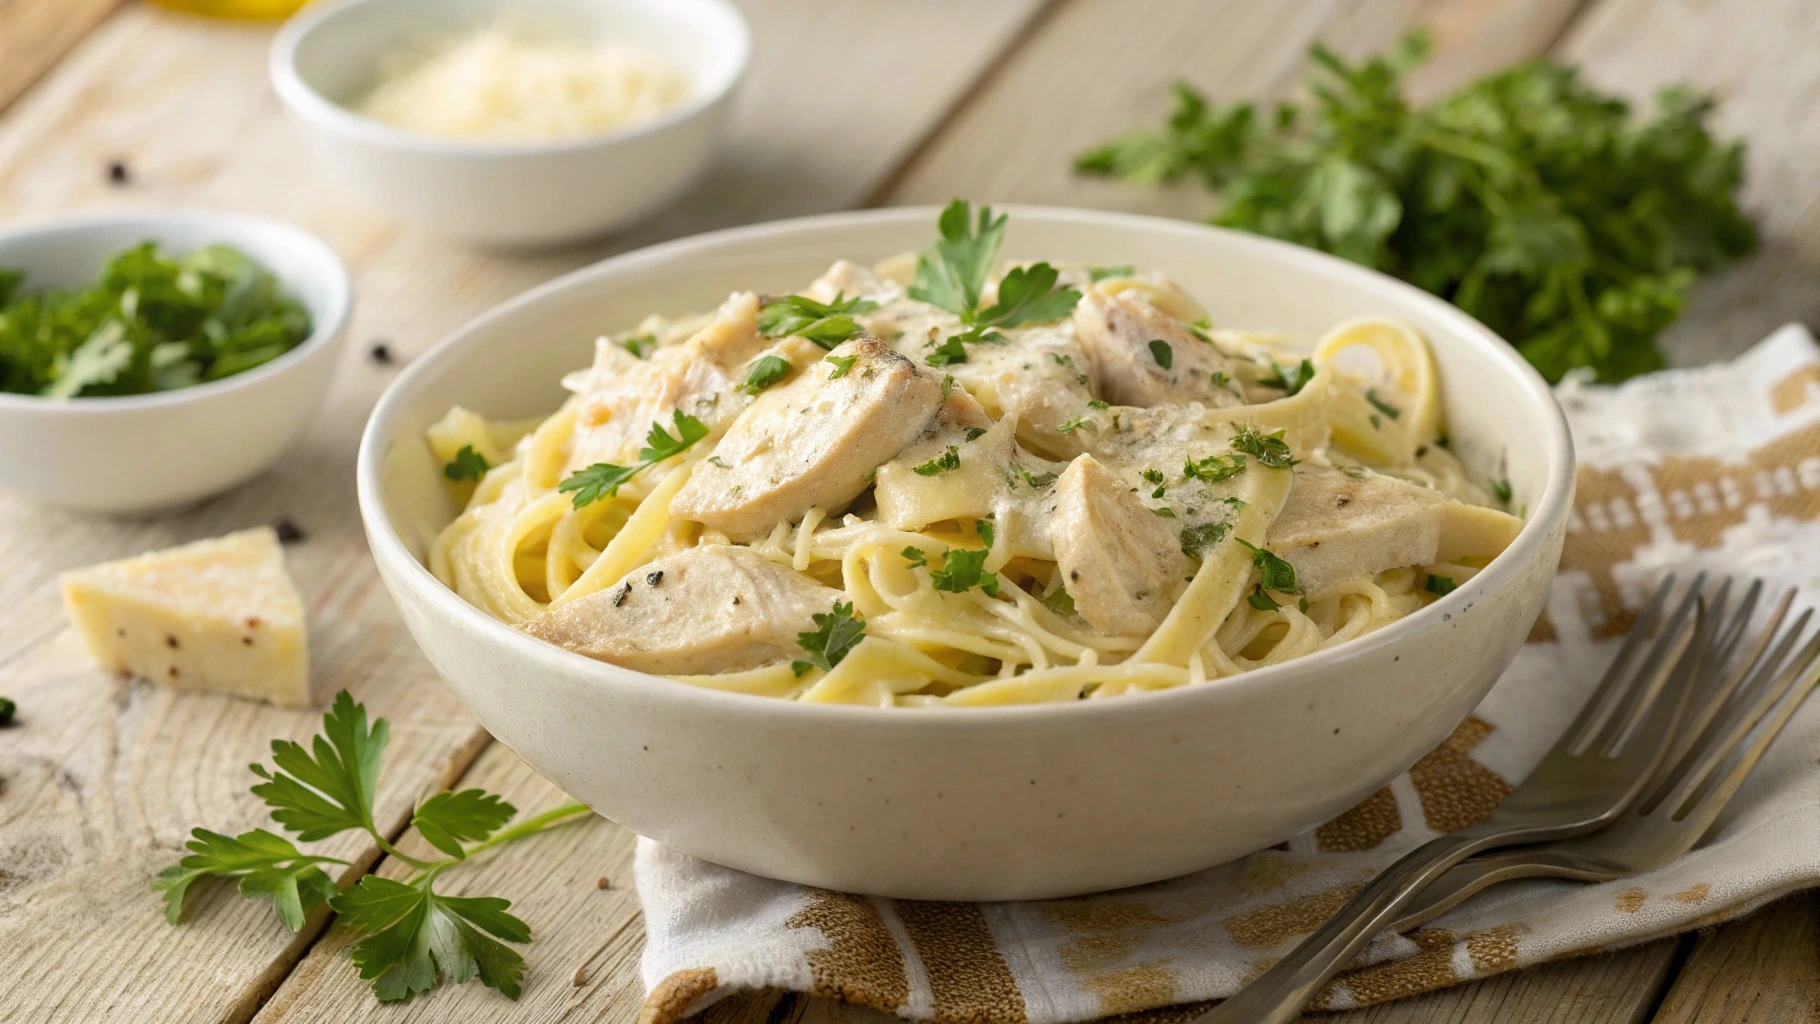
[374,834,436,872]
[465,801,594,858]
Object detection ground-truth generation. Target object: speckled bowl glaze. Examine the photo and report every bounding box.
[357,206,1573,900]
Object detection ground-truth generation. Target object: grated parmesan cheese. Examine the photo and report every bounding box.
[353,28,690,143]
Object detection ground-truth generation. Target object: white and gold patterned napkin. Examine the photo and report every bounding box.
[634,325,1820,1024]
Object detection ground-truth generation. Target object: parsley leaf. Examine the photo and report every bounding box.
[757,293,877,348]
[1087,264,1135,281]
[558,410,709,508]
[925,336,968,366]
[1148,339,1174,369]
[1258,358,1315,395]
[1077,33,1755,383]
[910,201,1080,327]
[619,334,657,359]
[976,517,995,548]
[1426,574,1458,596]
[443,445,490,482]
[411,790,516,861]
[1489,477,1513,503]
[793,600,866,676]
[1237,538,1300,594]
[1179,521,1230,561]
[154,828,343,931]
[334,875,532,1003]
[902,546,928,569]
[1230,425,1297,468]
[741,354,792,394]
[825,353,858,379]
[249,690,387,841]
[1039,584,1077,617]
[1015,465,1058,489]
[930,548,999,597]
[1184,452,1245,483]
[912,446,961,476]
[1366,388,1402,419]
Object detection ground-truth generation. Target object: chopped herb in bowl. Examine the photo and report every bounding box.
[0,242,312,398]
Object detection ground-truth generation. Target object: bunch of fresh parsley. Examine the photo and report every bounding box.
[1076,31,1755,382]
[156,692,590,1003]
[0,242,312,396]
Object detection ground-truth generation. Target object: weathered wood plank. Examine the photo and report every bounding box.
[0,0,1043,1020]
[1647,893,1820,1023]
[252,744,646,1023]
[0,0,122,114]
[1550,0,1820,365]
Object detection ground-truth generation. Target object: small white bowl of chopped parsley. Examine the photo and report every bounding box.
[0,210,351,513]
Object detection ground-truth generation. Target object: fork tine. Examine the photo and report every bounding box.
[1586,575,1706,754]
[1651,582,1787,802]
[1661,610,1818,817]
[1567,573,1682,749]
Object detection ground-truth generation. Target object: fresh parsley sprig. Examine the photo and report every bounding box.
[1230,424,1297,468]
[910,201,1082,331]
[1237,539,1301,610]
[443,445,489,482]
[757,293,878,349]
[1076,31,1755,383]
[930,547,999,597]
[155,692,591,1004]
[793,600,867,676]
[558,410,709,508]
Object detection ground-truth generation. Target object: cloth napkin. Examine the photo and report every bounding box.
[635,324,1820,1023]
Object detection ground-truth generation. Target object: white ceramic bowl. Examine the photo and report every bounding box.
[358,206,1574,900]
[0,210,351,515]
[270,0,750,247]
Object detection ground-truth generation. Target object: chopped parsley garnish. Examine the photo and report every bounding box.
[757,292,877,349]
[557,410,708,508]
[1051,352,1073,367]
[1426,574,1458,596]
[619,334,657,359]
[1179,521,1230,561]
[1142,468,1165,497]
[792,600,867,676]
[442,445,489,482]
[1015,465,1058,489]
[1088,399,1110,410]
[909,201,1080,328]
[1087,264,1136,281]
[1184,452,1245,483]
[741,354,792,394]
[1039,585,1077,617]
[976,517,995,548]
[1150,506,1176,517]
[1248,586,1281,611]
[1211,370,1236,392]
[1148,339,1174,370]
[941,374,956,398]
[930,548,999,597]
[1187,318,1214,344]
[965,426,988,441]
[912,446,961,476]
[926,336,968,366]
[825,353,858,379]
[0,242,312,398]
[1489,477,1513,503]
[1259,358,1316,395]
[902,546,928,569]
[1230,424,1297,468]
[1366,388,1402,419]
[1237,538,1300,594]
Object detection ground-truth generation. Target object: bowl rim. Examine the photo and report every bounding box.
[0,207,352,414]
[357,203,1575,726]
[269,0,752,158]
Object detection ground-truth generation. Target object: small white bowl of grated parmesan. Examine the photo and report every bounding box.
[271,0,749,247]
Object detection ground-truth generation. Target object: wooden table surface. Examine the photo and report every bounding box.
[3,1,1819,1022]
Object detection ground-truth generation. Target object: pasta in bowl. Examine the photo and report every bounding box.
[426,203,1522,707]
[358,205,1571,898]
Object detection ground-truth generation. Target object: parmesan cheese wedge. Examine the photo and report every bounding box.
[60,527,310,707]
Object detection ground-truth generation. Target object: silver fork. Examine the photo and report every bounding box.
[1196,574,1704,1024]
[1388,580,1820,932]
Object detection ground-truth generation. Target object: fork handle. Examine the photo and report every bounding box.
[1194,832,1488,1024]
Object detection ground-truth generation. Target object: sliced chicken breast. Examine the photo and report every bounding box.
[1266,465,1447,595]
[520,545,837,674]
[670,337,945,541]
[1072,289,1243,409]
[1051,454,1194,636]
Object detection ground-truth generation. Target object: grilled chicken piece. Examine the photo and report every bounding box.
[566,292,764,470]
[671,337,945,541]
[520,546,836,674]
[1051,454,1193,635]
[1267,465,1447,595]
[1072,289,1242,408]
